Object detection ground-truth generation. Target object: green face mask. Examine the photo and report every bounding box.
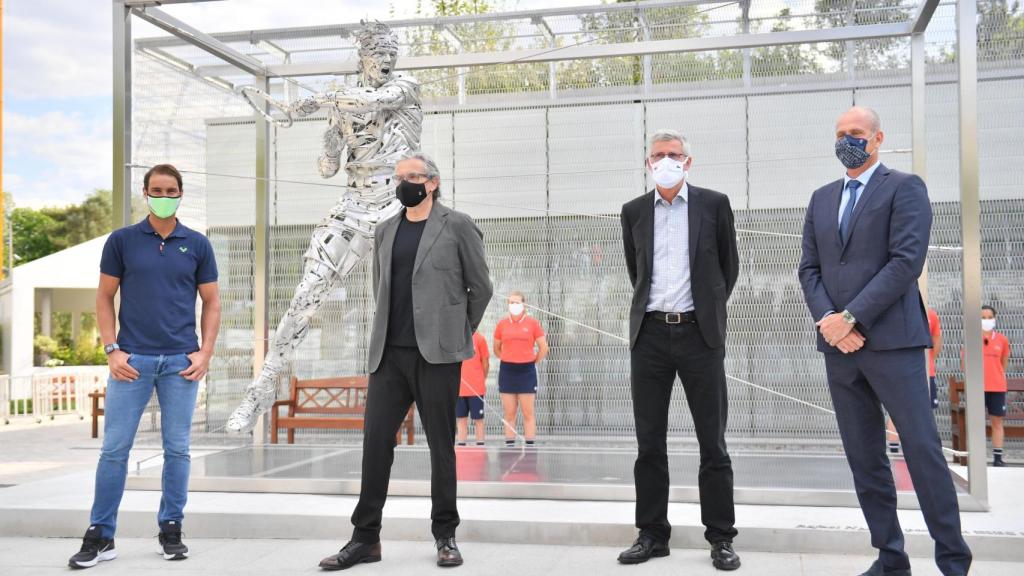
[146,195,181,219]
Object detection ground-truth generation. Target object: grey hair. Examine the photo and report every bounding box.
[648,129,692,156]
[397,151,442,199]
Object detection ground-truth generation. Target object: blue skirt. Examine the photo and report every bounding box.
[498,361,538,394]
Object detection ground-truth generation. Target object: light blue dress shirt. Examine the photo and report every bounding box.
[839,160,881,226]
[647,184,694,313]
[822,161,881,321]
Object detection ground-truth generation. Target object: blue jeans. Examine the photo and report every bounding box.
[89,353,198,538]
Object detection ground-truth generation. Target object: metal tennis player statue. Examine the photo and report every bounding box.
[226,21,422,433]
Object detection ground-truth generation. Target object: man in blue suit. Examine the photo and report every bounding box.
[799,106,972,576]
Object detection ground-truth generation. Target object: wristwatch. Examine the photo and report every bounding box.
[104,343,121,355]
[841,310,857,325]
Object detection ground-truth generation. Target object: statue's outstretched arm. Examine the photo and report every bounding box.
[289,80,419,118]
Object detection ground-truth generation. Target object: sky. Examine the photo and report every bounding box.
[2,0,598,209]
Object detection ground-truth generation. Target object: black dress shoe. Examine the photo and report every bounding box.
[617,536,670,564]
[318,541,382,571]
[859,559,911,576]
[436,537,463,567]
[711,541,741,571]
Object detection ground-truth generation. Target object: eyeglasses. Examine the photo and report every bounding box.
[394,172,430,184]
[146,191,182,198]
[649,153,687,162]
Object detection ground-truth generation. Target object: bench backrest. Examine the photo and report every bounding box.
[288,375,369,416]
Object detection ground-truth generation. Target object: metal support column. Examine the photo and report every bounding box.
[112,1,133,228]
[911,33,926,178]
[252,75,271,445]
[635,9,653,95]
[911,32,932,399]
[740,0,751,88]
[957,0,987,505]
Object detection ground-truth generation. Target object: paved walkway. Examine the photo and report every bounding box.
[2,537,1021,576]
[0,419,111,486]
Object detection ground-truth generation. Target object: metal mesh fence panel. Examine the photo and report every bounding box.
[125,1,1024,458]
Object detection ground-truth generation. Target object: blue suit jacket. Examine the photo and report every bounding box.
[798,163,932,354]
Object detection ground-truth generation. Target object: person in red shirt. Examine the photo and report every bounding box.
[981,306,1011,467]
[493,291,548,447]
[457,332,489,446]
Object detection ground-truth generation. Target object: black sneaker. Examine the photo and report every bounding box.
[68,525,116,569]
[158,521,189,560]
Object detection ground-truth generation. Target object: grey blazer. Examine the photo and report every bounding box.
[368,201,493,373]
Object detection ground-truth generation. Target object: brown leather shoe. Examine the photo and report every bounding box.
[318,541,381,571]
[435,537,463,567]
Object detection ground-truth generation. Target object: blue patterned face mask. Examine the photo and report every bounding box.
[835,134,873,169]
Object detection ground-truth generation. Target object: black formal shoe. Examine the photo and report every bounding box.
[858,559,912,576]
[711,541,741,571]
[617,536,670,564]
[318,541,382,571]
[436,537,463,567]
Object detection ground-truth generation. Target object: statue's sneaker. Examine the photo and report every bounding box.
[225,385,276,434]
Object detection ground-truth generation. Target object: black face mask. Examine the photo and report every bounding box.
[396,180,428,207]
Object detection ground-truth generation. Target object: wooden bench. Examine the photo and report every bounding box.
[271,375,415,445]
[89,389,106,438]
[949,376,1024,464]
[88,386,158,439]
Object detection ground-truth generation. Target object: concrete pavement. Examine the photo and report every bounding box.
[2,538,1021,576]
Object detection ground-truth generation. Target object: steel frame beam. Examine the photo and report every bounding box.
[124,0,224,5]
[112,1,133,228]
[134,0,711,48]
[193,21,915,79]
[130,5,266,76]
[956,0,987,506]
[911,0,942,35]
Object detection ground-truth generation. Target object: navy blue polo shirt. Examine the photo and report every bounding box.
[100,218,218,355]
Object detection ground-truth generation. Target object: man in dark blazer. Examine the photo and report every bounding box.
[619,129,741,571]
[799,106,972,576]
[318,152,493,571]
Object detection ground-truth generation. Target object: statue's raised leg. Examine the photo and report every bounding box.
[226,210,375,434]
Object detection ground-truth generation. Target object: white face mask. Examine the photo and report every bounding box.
[650,156,687,189]
[982,318,996,332]
[509,302,525,316]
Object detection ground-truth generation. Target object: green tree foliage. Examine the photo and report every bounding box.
[978,1,1024,62]
[11,208,60,265]
[812,0,912,72]
[11,189,112,265]
[399,0,552,99]
[717,8,823,80]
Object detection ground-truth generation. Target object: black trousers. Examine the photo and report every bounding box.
[825,348,971,576]
[351,345,461,543]
[630,316,737,544]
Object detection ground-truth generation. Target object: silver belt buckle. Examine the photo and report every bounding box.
[665,312,682,324]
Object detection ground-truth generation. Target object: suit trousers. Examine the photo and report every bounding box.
[351,345,461,543]
[630,317,737,544]
[824,347,971,576]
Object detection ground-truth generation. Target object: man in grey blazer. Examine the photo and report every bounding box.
[799,107,971,576]
[319,152,493,571]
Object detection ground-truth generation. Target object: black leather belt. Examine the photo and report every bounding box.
[647,311,697,324]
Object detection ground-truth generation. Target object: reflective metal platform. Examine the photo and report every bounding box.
[126,445,977,510]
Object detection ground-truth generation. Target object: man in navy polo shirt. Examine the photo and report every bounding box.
[69,164,220,569]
